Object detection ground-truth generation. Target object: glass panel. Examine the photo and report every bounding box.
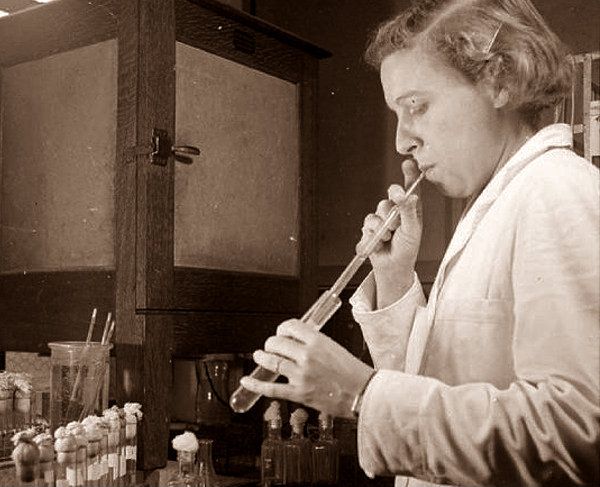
[175,42,300,276]
[0,40,118,272]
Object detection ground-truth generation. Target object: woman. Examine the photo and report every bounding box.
[240,0,600,485]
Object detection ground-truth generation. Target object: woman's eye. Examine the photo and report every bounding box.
[408,98,427,115]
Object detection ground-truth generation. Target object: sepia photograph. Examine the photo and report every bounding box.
[0,0,598,485]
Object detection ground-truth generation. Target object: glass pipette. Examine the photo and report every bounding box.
[229,172,426,413]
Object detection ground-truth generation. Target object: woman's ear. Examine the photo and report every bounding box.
[492,87,510,108]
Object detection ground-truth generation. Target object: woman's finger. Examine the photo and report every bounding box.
[362,213,381,232]
[376,199,401,230]
[361,214,392,242]
[276,319,319,344]
[264,335,305,360]
[253,350,296,378]
[239,376,299,402]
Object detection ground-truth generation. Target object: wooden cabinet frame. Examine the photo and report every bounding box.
[0,0,328,471]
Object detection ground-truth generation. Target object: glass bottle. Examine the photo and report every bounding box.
[168,450,201,487]
[197,439,221,487]
[33,432,55,487]
[54,428,78,487]
[261,416,284,486]
[283,408,311,486]
[311,413,339,486]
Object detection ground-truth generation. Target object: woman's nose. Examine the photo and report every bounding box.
[396,124,421,156]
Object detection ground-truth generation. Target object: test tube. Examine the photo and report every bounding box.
[229,173,425,414]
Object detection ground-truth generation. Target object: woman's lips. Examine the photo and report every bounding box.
[418,164,434,177]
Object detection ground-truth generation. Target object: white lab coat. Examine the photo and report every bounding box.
[350,124,600,486]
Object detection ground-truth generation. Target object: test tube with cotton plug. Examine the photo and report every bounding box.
[229,172,425,413]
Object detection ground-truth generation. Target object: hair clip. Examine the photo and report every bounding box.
[484,22,503,54]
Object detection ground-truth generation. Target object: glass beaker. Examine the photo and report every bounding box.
[195,354,234,425]
[49,342,112,431]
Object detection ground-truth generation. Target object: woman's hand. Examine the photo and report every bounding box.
[240,319,374,419]
[358,159,423,308]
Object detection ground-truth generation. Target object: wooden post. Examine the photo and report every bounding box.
[115,0,175,471]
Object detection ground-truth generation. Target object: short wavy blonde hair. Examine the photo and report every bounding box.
[365,0,573,128]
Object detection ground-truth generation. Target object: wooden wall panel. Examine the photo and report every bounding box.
[0,270,115,353]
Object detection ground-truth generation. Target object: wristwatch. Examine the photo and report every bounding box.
[350,371,377,419]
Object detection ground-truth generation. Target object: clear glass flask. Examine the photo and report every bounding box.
[311,414,339,486]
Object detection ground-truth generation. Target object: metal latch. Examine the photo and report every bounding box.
[124,129,200,166]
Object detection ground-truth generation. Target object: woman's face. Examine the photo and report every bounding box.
[380,48,512,198]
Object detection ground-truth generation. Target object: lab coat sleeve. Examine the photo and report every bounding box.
[357,161,600,486]
[350,271,426,370]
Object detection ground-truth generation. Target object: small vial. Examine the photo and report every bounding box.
[11,430,40,486]
[54,427,78,487]
[283,408,311,486]
[65,422,88,487]
[116,408,127,486]
[311,413,339,485]
[261,401,284,487]
[33,432,55,487]
[168,431,201,487]
[81,416,103,487]
[123,402,143,486]
[95,417,111,486]
[103,409,121,484]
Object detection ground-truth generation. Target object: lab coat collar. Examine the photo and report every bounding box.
[410,124,573,375]
[437,123,572,281]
